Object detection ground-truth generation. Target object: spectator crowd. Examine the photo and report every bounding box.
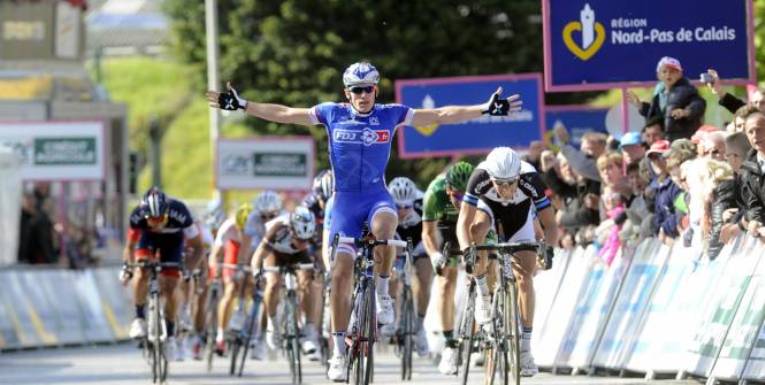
[529,57,765,263]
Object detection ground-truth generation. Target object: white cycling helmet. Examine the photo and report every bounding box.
[253,190,282,215]
[342,62,380,87]
[388,177,420,205]
[482,147,521,181]
[290,206,316,240]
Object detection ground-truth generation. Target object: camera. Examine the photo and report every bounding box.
[700,72,714,85]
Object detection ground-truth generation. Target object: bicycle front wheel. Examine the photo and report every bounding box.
[286,292,302,384]
[205,289,219,372]
[507,283,521,385]
[488,288,509,385]
[400,288,414,381]
[458,289,476,385]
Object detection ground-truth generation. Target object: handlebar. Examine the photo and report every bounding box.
[469,242,540,254]
[126,261,182,269]
[338,236,408,248]
[261,263,315,274]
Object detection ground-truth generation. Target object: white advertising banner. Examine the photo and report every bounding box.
[0,121,105,180]
[216,137,315,190]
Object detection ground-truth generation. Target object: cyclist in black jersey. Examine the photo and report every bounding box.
[120,187,204,362]
[457,147,557,377]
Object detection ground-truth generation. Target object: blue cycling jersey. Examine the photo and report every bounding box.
[309,102,414,192]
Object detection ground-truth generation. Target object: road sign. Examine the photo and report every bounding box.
[542,0,755,91]
[215,136,315,190]
[395,73,544,159]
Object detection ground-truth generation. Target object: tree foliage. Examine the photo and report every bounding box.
[162,0,566,186]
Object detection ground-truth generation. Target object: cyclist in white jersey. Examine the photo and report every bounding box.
[208,61,522,382]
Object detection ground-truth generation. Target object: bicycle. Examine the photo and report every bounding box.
[226,263,254,376]
[330,234,408,385]
[232,280,263,377]
[127,260,182,384]
[261,262,316,385]
[461,241,540,385]
[204,265,223,372]
[392,239,416,381]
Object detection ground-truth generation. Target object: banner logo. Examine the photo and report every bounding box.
[563,3,606,61]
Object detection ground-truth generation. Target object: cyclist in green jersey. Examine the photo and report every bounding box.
[422,161,495,375]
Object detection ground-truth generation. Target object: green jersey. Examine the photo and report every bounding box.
[423,175,460,246]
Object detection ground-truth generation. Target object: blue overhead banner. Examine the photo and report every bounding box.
[542,0,755,92]
[544,106,609,148]
[395,74,544,159]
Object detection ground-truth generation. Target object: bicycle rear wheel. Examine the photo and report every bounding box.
[400,288,414,381]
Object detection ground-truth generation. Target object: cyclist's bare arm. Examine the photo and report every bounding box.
[122,229,139,263]
[456,202,478,251]
[411,106,484,127]
[537,206,559,247]
[186,234,204,268]
[206,86,313,126]
[209,242,224,269]
[410,87,522,127]
[250,225,278,272]
[422,220,442,256]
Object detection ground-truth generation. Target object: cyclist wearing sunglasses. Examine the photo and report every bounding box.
[458,147,558,377]
[384,177,430,355]
[120,187,204,362]
[207,60,522,382]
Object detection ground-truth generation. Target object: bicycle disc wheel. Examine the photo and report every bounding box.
[507,284,521,385]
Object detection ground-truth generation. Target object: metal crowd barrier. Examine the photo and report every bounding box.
[0,266,132,351]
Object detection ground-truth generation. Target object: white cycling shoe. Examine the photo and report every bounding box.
[376,294,395,325]
[129,318,147,339]
[438,347,458,375]
[520,351,539,377]
[327,354,348,382]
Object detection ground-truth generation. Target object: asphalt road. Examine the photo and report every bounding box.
[0,342,706,385]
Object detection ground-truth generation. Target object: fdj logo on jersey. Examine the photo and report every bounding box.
[563,3,606,61]
[334,128,390,146]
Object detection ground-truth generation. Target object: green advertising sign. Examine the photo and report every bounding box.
[252,152,307,177]
[34,137,96,165]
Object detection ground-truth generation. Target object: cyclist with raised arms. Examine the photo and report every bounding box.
[208,202,256,355]
[207,61,522,381]
[385,176,430,356]
[120,187,204,361]
[250,207,318,353]
[457,147,557,377]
